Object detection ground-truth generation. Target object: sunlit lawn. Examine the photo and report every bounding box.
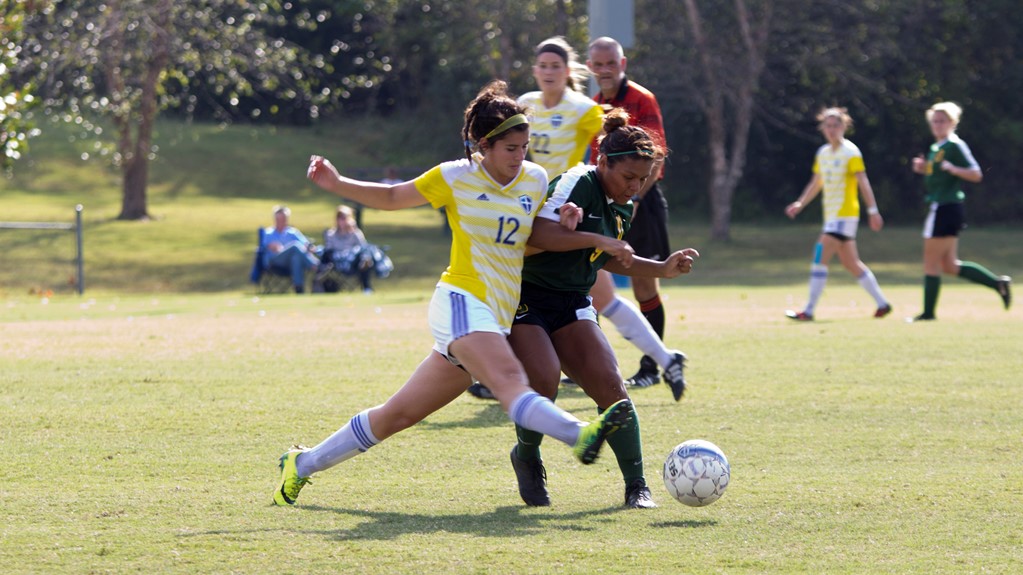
[2,118,1021,573]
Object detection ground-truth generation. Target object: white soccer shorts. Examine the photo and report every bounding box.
[428,283,509,365]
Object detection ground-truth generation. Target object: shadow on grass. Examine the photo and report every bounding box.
[183,505,717,542]
[650,519,719,529]
[297,504,637,541]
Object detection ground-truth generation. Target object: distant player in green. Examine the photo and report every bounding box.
[508,109,699,509]
[909,101,1011,321]
[784,107,891,320]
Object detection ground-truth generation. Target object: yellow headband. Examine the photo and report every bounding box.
[483,114,528,141]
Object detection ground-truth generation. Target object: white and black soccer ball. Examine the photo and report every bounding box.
[662,439,730,507]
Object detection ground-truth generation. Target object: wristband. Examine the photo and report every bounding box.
[867,206,879,215]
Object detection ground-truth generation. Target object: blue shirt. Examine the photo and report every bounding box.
[261,226,310,266]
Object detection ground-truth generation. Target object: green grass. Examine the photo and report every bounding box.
[2,118,1022,573]
[1,284,1021,574]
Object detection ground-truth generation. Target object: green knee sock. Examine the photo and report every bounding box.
[515,391,558,461]
[923,275,941,318]
[958,261,1000,289]
[514,424,545,461]
[601,401,644,485]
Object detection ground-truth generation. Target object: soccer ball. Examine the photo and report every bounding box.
[662,439,730,507]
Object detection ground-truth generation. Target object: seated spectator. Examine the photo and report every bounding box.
[320,205,392,293]
[262,205,319,293]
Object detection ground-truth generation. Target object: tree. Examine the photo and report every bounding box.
[643,0,772,241]
[0,0,37,172]
[17,0,327,220]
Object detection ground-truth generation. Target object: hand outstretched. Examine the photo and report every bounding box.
[662,248,700,278]
[307,155,342,191]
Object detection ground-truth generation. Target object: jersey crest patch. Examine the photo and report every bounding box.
[518,195,534,215]
[551,113,564,128]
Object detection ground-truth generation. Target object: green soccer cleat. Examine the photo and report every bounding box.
[572,399,633,465]
[272,447,312,506]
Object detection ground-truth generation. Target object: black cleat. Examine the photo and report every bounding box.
[624,478,658,509]
[625,368,660,388]
[662,352,687,401]
[906,314,936,323]
[997,276,1012,310]
[510,446,550,506]
[466,382,497,400]
[626,356,660,388]
[560,375,577,386]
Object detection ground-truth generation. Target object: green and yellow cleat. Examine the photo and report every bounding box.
[272,447,312,506]
[572,399,633,465]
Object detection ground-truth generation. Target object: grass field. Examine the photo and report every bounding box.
[2,119,1022,573]
[2,283,1021,574]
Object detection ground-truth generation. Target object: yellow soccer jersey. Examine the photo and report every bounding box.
[414,154,549,328]
[812,139,866,220]
[518,90,604,178]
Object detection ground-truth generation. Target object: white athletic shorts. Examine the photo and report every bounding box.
[428,283,508,365]
[822,217,860,240]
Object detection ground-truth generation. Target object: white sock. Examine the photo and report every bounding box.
[296,409,379,477]
[601,295,673,368]
[857,269,888,307]
[805,264,828,315]
[509,390,584,446]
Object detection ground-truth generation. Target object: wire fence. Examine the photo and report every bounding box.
[0,205,84,295]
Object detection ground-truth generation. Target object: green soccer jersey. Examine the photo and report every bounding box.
[521,165,633,294]
[923,133,979,204]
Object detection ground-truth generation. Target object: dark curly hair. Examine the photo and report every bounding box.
[461,80,529,162]
[597,108,666,166]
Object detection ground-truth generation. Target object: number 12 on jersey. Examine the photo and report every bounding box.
[495,216,520,245]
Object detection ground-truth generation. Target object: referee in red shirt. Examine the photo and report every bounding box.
[587,36,676,388]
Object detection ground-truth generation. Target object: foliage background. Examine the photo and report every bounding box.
[8,0,1022,226]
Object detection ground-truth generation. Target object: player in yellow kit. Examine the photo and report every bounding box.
[516,36,604,179]
[272,81,635,506]
[785,107,891,321]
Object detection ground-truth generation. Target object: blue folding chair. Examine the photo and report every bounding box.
[250,227,294,294]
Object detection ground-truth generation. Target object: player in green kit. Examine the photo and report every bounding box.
[271,82,635,507]
[507,109,699,508]
[467,36,683,402]
[909,101,1011,321]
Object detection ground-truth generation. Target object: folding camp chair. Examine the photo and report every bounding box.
[249,227,296,294]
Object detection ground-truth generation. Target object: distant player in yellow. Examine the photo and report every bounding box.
[517,36,604,179]
[272,81,635,507]
[785,107,891,321]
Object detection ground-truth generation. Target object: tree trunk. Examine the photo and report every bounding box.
[116,0,171,221]
[119,145,150,220]
[683,0,770,241]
